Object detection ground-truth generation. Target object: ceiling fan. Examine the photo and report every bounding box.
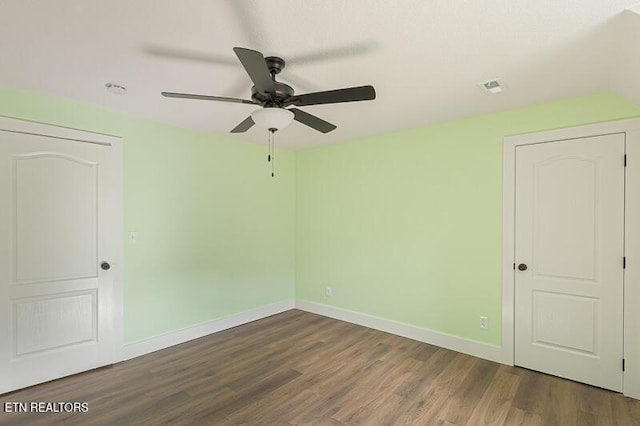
[161,47,376,134]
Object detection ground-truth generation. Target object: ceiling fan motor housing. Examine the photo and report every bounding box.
[251,81,295,106]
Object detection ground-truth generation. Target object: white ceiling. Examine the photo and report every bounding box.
[1,1,639,149]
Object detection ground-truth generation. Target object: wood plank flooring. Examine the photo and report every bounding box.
[1,309,640,425]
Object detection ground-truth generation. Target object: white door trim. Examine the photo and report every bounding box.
[502,117,640,398]
[0,115,124,364]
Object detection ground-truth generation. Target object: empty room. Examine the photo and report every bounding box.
[2,1,640,424]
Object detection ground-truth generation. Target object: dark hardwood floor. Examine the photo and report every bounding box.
[1,309,639,425]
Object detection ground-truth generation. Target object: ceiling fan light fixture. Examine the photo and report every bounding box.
[251,107,294,130]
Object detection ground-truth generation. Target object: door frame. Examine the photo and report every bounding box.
[0,115,124,364]
[502,117,640,398]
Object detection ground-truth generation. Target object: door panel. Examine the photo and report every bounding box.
[14,154,97,283]
[0,128,118,394]
[514,133,624,391]
[532,291,598,355]
[14,290,97,356]
[534,157,597,280]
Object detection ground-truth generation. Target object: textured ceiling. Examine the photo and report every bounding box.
[1,1,639,148]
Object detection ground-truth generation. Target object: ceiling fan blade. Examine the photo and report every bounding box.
[146,45,237,65]
[286,85,376,107]
[230,116,255,133]
[228,2,263,48]
[161,92,254,104]
[233,47,276,97]
[288,41,378,65]
[290,108,337,133]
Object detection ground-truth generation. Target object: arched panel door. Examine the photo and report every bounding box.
[514,133,625,391]
[0,122,121,394]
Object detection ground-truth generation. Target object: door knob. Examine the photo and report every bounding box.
[518,263,528,271]
[100,262,111,271]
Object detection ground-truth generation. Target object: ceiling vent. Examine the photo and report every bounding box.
[479,79,504,94]
[105,82,127,95]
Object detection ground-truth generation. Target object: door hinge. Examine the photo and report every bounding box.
[624,257,627,269]
[623,358,626,372]
[624,154,627,167]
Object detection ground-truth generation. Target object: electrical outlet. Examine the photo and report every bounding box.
[325,287,332,297]
[480,316,489,330]
[128,231,137,245]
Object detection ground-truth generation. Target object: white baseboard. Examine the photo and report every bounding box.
[120,298,510,366]
[294,299,510,365]
[121,300,294,361]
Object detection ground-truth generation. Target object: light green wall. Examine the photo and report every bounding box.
[0,87,295,343]
[295,93,640,345]
[3,87,639,348]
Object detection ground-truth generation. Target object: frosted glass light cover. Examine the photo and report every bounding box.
[251,108,294,130]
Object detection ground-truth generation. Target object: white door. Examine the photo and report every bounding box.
[0,120,121,394]
[514,133,625,391]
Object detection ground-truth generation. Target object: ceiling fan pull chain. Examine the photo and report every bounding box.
[267,131,271,163]
[269,128,276,177]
